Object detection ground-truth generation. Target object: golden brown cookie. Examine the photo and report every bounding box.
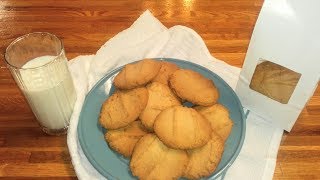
[194,104,233,142]
[99,87,148,129]
[152,61,180,85]
[169,69,219,106]
[183,132,224,179]
[130,134,188,180]
[114,59,162,90]
[154,106,212,149]
[105,120,149,158]
[139,82,181,131]
[249,61,301,104]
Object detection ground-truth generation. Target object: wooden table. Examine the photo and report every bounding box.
[0,0,319,179]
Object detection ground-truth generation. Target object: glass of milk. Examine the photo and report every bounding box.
[4,32,77,135]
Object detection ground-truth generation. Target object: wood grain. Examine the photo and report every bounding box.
[0,0,319,179]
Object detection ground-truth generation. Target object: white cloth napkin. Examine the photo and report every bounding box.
[67,10,283,180]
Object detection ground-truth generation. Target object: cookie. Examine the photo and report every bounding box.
[139,82,181,131]
[130,134,188,180]
[194,104,233,142]
[152,61,180,85]
[154,106,212,149]
[105,120,149,158]
[99,87,148,129]
[169,69,219,106]
[114,59,162,90]
[183,132,224,179]
[249,61,301,104]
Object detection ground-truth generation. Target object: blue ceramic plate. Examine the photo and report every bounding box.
[78,58,246,180]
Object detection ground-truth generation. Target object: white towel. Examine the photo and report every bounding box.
[67,10,283,180]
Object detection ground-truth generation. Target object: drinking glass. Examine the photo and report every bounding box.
[5,32,76,135]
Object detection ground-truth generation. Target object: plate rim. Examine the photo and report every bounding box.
[77,58,246,179]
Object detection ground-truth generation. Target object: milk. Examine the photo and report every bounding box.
[20,56,76,130]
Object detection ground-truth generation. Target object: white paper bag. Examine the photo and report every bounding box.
[236,0,320,131]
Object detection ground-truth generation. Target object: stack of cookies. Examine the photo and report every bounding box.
[99,59,234,180]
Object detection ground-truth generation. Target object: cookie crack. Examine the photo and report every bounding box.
[118,93,130,125]
[123,67,128,86]
[191,111,199,144]
[145,148,169,179]
[172,108,177,143]
[106,108,113,126]
[133,136,157,167]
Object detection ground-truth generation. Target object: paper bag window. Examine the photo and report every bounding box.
[249,60,301,104]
